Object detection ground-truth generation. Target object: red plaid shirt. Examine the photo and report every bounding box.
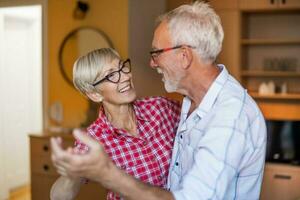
[75,96,181,200]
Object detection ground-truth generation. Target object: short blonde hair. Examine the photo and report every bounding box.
[73,48,120,94]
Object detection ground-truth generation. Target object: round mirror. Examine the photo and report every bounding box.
[59,26,114,87]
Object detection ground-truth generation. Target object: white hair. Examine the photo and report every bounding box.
[157,1,224,63]
[73,48,120,94]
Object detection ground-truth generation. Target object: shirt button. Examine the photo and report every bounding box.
[175,162,179,166]
[121,165,126,169]
[143,141,147,146]
[158,176,162,180]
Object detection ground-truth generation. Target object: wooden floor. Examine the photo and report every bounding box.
[9,185,31,200]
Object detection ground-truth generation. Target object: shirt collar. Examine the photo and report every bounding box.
[133,101,154,122]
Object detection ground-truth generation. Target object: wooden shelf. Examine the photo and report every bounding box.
[241,71,300,77]
[250,92,300,100]
[241,39,300,45]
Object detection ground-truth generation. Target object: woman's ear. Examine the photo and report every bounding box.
[180,46,193,69]
[86,92,103,103]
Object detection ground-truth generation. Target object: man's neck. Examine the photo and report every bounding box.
[180,63,220,114]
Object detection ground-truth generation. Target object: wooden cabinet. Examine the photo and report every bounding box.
[260,163,300,200]
[208,0,239,10]
[240,9,300,120]
[166,0,191,11]
[29,134,107,200]
[240,0,300,10]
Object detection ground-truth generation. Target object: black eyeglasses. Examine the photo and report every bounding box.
[92,59,131,86]
[149,45,195,62]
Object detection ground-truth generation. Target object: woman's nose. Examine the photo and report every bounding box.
[119,71,131,82]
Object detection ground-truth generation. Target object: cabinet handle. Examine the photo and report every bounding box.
[274,174,291,180]
[282,0,286,4]
[43,145,49,152]
[270,0,275,4]
[43,164,49,171]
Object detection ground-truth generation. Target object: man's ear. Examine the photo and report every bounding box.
[86,92,103,103]
[180,46,193,69]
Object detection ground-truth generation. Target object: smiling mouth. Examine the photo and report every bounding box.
[118,84,132,93]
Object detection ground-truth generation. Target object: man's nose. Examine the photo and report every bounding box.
[149,58,158,69]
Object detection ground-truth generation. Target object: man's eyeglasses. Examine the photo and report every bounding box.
[92,59,131,87]
[149,45,195,62]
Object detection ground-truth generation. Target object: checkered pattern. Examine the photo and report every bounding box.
[75,96,181,200]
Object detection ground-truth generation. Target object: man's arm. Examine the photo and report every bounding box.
[50,131,174,200]
[50,176,82,200]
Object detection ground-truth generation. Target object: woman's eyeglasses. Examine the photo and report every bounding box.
[92,59,131,86]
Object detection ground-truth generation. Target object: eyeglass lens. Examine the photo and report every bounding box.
[106,60,131,83]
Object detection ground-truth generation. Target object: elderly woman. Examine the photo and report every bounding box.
[50,48,180,200]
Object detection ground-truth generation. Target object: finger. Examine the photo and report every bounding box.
[52,157,71,170]
[57,137,62,145]
[57,169,68,177]
[51,138,78,166]
[73,130,99,149]
[66,147,73,154]
[50,137,64,156]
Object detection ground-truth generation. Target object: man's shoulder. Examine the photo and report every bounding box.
[135,96,179,108]
[215,79,262,123]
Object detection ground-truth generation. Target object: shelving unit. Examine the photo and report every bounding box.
[240,9,300,120]
[241,39,300,45]
[241,71,300,77]
[250,92,300,100]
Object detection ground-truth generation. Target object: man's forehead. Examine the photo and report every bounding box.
[152,21,170,48]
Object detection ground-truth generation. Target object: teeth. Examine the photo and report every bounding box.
[157,68,163,74]
[157,68,164,82]
[119,85,131,93]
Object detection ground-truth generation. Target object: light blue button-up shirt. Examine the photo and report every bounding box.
[168,65,267,200]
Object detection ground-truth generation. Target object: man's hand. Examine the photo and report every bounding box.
[50,130,112,183]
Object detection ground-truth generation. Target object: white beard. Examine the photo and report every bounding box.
[164,78,178,93]
[157,68,181,93]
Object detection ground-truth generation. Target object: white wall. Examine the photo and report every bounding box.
[0,5,42,199]
[129,0,166,97]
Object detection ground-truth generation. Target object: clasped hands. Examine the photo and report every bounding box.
[50,130,111,183]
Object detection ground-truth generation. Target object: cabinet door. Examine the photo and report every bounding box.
[260,164,300,200]
[239,0,278,10]
[31,174,58,200]
[166,0,191,11]
[216,10,240,80]
[31,174,107,200]
[279,0,300,9]
[208,0,238,10]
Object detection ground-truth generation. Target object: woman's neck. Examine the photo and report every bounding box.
[102,102,138,137]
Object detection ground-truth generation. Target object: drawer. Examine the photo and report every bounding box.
[260,164,300,200]
[30,136,75,157]
[31,155,58,176]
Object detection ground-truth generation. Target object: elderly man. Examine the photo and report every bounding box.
[51,1,266,200]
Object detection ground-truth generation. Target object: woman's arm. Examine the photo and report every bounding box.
[50,176,82,200]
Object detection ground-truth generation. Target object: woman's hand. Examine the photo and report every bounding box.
[50,130,112,183]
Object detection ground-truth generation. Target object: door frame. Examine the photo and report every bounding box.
[0,0,48,132]
[0,0,47,199]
